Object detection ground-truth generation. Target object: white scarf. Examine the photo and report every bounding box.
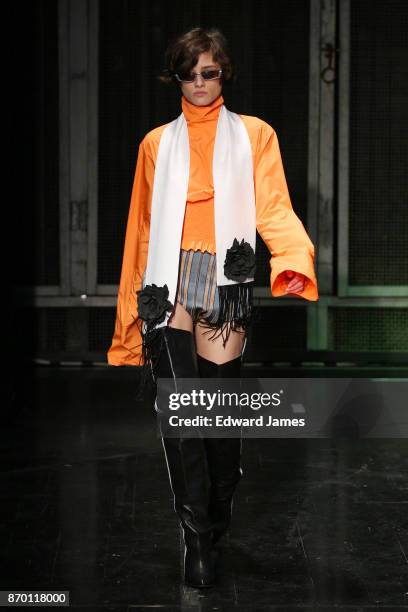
[143,103,256,330]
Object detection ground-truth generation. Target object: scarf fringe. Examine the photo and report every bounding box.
[196,281,254,347]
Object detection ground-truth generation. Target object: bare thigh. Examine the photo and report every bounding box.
[167,302,246,363]
[195,322,245,364]
[168,301,194,333]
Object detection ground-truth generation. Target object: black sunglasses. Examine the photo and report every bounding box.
[174,69,223,83]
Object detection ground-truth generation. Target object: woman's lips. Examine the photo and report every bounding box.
[194,92,207,96]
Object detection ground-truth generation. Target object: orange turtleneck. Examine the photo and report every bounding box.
[179,93,224,254]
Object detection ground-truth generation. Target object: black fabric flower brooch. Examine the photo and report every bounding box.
[137,283,173,324]
[224,238,256,282]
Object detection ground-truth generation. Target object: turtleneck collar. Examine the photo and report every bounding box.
[181,93,224,123]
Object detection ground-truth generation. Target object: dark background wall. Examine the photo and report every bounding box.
[10,0,408,365]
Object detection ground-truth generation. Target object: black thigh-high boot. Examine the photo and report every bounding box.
[196,353,244,546]
[151,326,216,588]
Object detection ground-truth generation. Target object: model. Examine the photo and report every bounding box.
[108,26,318,589]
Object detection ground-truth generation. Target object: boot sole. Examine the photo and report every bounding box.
[185,580,215,589]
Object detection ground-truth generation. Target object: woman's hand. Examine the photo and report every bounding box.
[284,270,306,295]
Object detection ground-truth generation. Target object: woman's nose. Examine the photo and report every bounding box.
[194,74,206,85]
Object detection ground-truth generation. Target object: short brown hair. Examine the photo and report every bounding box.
[157,27,236,86]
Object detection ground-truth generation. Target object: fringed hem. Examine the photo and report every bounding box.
[195,281,255,348]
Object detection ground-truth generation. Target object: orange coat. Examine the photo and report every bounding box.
[107,94,318,366]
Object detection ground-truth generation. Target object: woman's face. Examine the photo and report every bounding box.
[179,51,223,106]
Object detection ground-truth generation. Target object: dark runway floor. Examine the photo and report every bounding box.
[1,366,407,611]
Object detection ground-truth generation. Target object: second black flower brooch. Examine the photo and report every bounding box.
[224,238,256,282]
[137,283,173,324]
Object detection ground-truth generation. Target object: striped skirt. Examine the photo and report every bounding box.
[141,248,254,347]
[176,249,225,325]
[135,248,254,396]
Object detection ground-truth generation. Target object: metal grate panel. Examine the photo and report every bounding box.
[244,306,307,361]
[349,0,408,285]
[89,307,117,353]
[328,308,408,351]
[17,308,68,357]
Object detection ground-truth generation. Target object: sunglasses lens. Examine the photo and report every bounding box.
[177,72,195,82]
[201,70,219,80]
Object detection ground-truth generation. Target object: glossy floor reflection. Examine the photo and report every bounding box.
[1,366,407,611]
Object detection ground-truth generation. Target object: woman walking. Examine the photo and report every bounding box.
[108,27,318,588]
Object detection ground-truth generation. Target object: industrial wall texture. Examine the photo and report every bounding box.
[12,0,408,364]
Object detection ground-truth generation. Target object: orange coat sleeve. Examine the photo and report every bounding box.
[107,137,154,366]
[254,122,318,301]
